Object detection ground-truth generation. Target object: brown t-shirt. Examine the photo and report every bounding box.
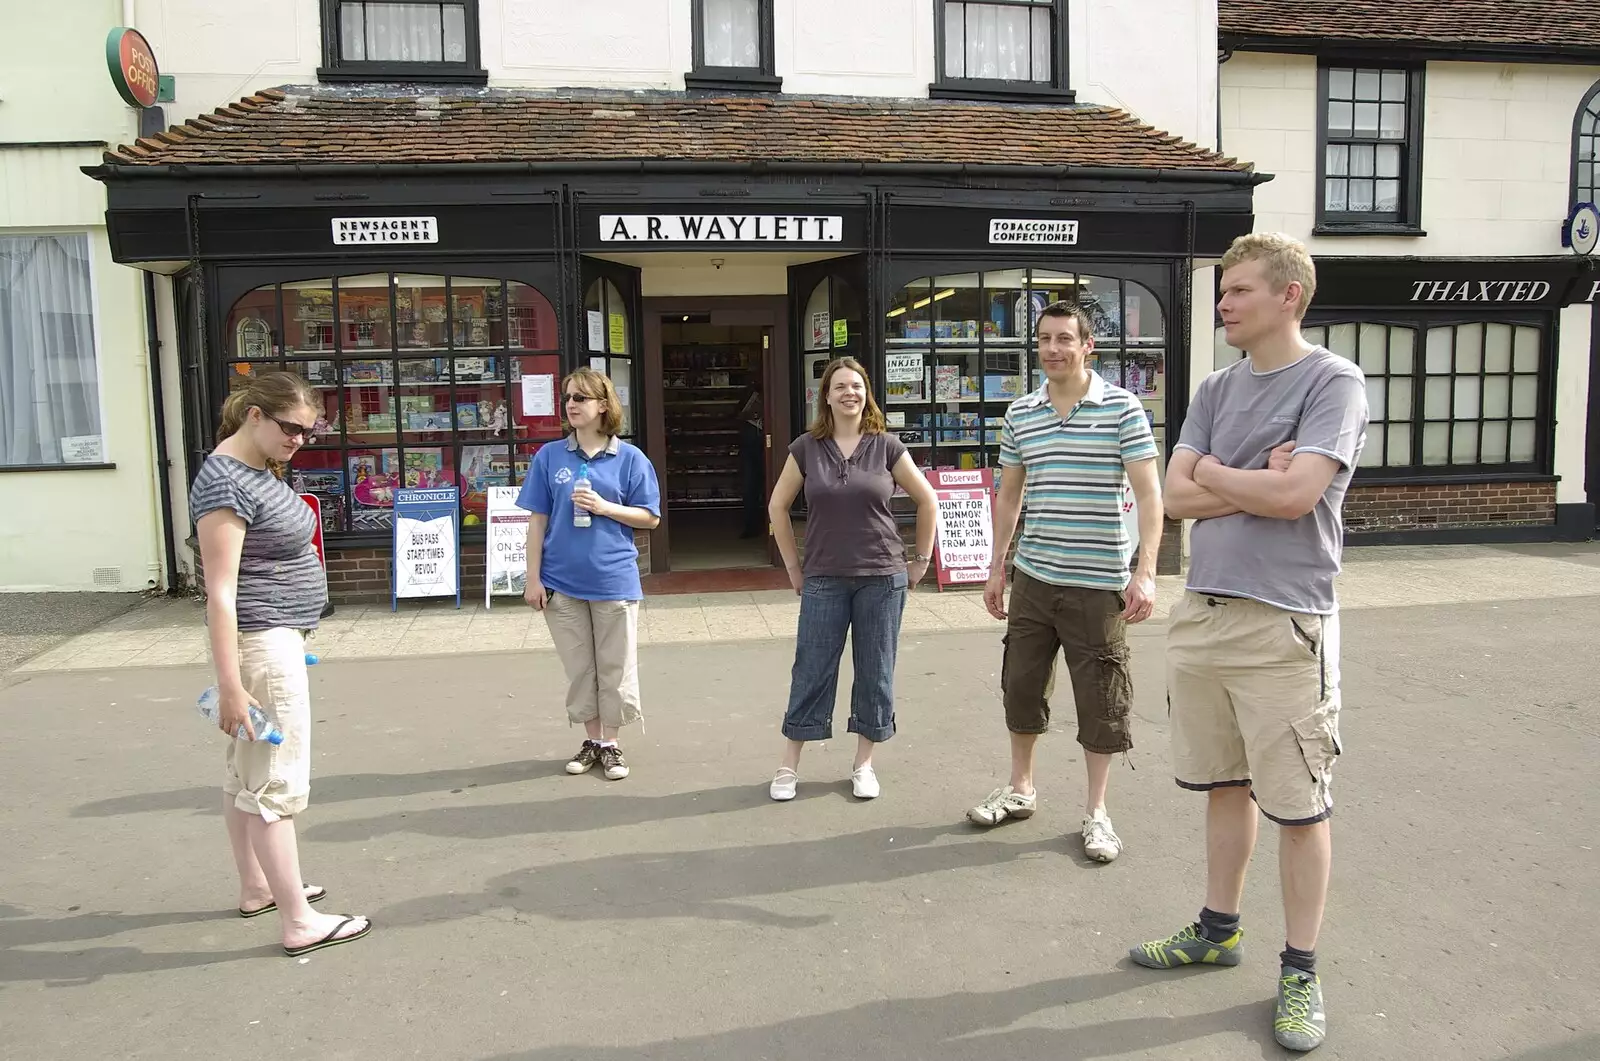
[790,431,908,577]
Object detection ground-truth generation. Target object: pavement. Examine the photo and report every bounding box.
[0,543,1597,1059]
[0,590,147,676]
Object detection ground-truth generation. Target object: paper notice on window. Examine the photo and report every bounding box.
[885,353,923,383]
[586,310,605,352]
[521,374,556,417]
[60,435,104,464]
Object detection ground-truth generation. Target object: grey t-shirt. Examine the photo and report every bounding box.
[791,432,909,577]
[1177,347,1369,615]
[189,454,327,631]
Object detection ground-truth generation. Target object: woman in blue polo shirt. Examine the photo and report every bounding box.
[517,368,661,781]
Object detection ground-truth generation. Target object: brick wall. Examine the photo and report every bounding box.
[1344,480,1556,533]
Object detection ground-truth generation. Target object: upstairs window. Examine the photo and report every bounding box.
[1316,64,1425,234]
[319,1,485,83]
[933,0,1071,103]
[687,0,780,93]
[1574,80,1600,208]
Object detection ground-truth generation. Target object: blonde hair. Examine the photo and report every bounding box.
[810,356,887,439]
[217,370,318,479]
[1220,232,1318,318]
[563,367,624,437]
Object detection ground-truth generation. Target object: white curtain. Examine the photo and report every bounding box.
[945,2,1053,82]
[0,234,101,466]
[703,0,760,68]
[342,2,467,63]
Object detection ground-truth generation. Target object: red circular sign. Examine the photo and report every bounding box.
[106,28,160,109]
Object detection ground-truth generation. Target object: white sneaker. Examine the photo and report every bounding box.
[1082,811,1123,862]
[851,765,880,799]
[967,786,1037,826]
[770,767,798,802]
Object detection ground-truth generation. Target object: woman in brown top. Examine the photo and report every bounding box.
[766,356,937,801]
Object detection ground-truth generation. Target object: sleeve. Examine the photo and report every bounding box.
[189,465,257,525]
[1174,378,1216,457]
[998,410,1023,467]
[1117,398,1159,465]
[1294,369,1370,469]
[623,449,662,516]
[882,434,908,471]
[515,445,553,515]
[787,434,810,477]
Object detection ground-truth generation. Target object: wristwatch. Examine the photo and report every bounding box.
[909,552,932,564]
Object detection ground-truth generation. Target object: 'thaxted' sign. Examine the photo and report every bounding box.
[1409,280,1554,303]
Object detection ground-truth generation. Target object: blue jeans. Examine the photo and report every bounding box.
[782,572,908,744]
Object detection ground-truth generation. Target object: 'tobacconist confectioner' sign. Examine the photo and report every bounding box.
[988,218,1080,245]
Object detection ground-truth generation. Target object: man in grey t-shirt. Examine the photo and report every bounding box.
[1129,234,1368,1054]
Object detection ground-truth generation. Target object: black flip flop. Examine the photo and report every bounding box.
[283,916,373,958]
[239,885,328,919]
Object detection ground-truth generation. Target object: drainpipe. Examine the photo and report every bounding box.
[1217,48,1234,154]
[145,272,180,594]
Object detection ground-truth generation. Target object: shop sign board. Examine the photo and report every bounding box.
[485,486,529,607]
[929,469,995,589]
[105,27,159,109]
[332,217,439,245]
[393,487,460,609]
[988,218,1080,245]
[598,214,843,243]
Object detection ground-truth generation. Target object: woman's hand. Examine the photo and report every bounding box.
[571,488,612,519]
[217,686,256,741]
[786,563,804,595]
[908,558,930,588]
[524,582,548,610]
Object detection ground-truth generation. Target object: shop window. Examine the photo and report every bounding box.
[799,277,862,420]
[584,279,635,438]
[222,274,557,537]
[885,269,1164,500]
[319,0,485,83]
[1316,64,1425,234]
[1302,317,1546,475]
[1574,80,1600,209]
[933,0,1071,103]
[0,234,103,469]
[687,0,780,92]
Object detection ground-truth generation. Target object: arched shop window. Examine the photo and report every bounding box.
[584,278,635,439]
[1214,318,1547,474]
[1574,79,1599,209]
[884,270,1166,493]
[222,273,560,535]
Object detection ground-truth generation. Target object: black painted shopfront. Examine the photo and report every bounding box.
[90,165,1259,593]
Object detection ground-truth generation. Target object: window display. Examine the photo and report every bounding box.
[223,273,560,536]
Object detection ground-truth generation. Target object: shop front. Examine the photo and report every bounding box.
[87,92,1262,601]
[1216,255,1600,541]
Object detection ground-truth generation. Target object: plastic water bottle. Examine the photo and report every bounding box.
[573,462,592,528]
[197,686,284,744]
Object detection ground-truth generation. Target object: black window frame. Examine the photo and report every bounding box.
[1314,62,1426,237]
[318,0,487,85]
[1573,78,1600,210]
[686,0,781,94]
[1300,310,1555,481]
[931,0,1073,104]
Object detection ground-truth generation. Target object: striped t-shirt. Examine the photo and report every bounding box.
[1000,374,1158,591]
[189,454,327,631]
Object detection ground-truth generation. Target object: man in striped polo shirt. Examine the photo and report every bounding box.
[968,300,1164,863]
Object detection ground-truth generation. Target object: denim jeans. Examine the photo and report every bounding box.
[782,571,908,743]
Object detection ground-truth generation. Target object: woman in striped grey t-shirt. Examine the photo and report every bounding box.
[190,371,371,958]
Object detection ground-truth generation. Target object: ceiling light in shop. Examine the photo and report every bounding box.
[886,306,907,318]
[909,289,956,311]
[1029,277,1081,285]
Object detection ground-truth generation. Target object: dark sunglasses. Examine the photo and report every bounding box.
[266,412,317,442]
[565,393,598,404]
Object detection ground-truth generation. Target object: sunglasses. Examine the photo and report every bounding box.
[266,412,317,442]
[565,393,599,404]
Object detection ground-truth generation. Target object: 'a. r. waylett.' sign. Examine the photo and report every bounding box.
[599,214,843,242]
[332,217,439,245]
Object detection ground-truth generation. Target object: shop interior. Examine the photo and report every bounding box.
[659,316,770,571]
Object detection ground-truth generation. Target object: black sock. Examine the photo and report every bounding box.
[1280,944,1317,975]
[1198,907,1240,943]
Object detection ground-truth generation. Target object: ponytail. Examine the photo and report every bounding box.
[215,371,318,480]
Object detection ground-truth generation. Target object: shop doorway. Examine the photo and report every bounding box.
[642,297,790,573]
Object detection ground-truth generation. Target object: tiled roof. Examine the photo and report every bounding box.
[1220,0,1600,50]
[102,89,1250,174]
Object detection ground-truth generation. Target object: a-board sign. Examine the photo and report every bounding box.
[393,487,460,609]
[299,493,325,568]
[485,486,529,607]
[929,468,995,590]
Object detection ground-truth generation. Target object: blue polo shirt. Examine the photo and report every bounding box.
[515,434,661,601]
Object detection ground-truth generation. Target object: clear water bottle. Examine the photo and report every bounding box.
[197,686,284,744]
[573,462,592,528]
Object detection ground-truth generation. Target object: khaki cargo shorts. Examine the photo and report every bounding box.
[218,627,313,822]
[1166,592,1342,826]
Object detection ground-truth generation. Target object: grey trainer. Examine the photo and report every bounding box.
[1274,966,1327,1052]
